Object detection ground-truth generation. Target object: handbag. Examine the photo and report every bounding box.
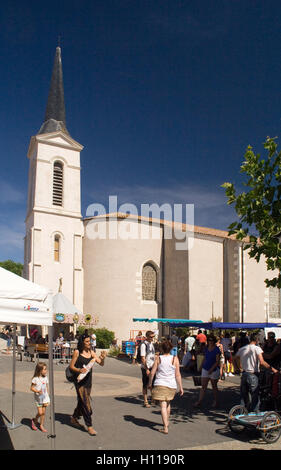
[65,365,75,383]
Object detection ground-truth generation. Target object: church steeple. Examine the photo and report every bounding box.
[38,46,69,135]
[24,44,84,320]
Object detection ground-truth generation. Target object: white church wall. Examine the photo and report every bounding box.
[188,235,224,322]
[33,228,42,266]
[25,209,84,311]
[74,267,84,314]
[83,219,163,342]
[73,234,84,309]
[243,250,280,323]
[162,238,189,318]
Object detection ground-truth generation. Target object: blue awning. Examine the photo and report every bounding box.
[168,321,281,329]
[133,318,281,330]
[133,318,203,326]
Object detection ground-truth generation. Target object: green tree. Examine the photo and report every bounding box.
[0,259,23,277]
[77,326,115,348]
[94,328,115,349]
[222,137,281,288]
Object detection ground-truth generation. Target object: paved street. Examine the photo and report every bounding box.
[0,354,280,450]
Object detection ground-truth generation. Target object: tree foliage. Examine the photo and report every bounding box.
[77,326,115,348]
[0,259,23,277]
[222,137,281,288]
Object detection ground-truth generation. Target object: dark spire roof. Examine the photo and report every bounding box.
[38,47,69,135]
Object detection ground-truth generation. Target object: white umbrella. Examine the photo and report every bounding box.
[53,292,82,315]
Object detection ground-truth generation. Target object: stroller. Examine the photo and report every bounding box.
[259,369,281,411]
[227,369,281,443]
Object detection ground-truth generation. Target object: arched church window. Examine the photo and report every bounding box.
[54,234,60,262]
[142,263,157,301]
[53,161,63,206]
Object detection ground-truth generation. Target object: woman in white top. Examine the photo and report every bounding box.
[148,339,184,434]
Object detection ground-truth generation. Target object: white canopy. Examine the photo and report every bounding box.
[0,267,55,443]
[0,267,53,326]
[53,292,82,315]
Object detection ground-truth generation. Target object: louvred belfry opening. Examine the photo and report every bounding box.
[53,161,63,206]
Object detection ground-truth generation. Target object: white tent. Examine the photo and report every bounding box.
[53,292,82,316]
[0,268,55,448]
[0,267,53,325]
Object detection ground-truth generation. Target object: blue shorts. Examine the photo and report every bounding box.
[171,347,178,357]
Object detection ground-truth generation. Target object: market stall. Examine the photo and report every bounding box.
[0,267,55,447]
[52,292,97,362]
[133,318,281,338]
[53,292,97,335]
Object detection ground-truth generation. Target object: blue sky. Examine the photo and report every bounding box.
[1,0,281,262]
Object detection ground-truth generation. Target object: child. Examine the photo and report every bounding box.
[30,362,50,433]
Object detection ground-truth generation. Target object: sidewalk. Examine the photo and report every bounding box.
[0,355,280,450]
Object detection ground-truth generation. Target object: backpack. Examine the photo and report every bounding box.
[65,365,75,383]
[136,340,150,364]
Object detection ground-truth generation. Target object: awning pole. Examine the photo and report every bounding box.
[6,323,21,430]
[48,326,56,449]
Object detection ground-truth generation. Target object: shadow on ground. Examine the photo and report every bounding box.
[124,415,161,431]
[21,418,32,429]
[214,422,266,445]
[0,411,14,450]
[54,412,88,432]
[115,394,143,406]
[115,386,242,429]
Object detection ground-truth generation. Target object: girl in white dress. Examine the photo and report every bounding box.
[30,362,50,433]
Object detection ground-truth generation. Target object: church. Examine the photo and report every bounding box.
[23,47,281,342]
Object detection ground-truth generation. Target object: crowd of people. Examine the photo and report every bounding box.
[134,328,281,420]
[176,328,281,378]
[29,329,185,437]
[2,324,280,438]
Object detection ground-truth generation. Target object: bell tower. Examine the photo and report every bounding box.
[23,47,84,312]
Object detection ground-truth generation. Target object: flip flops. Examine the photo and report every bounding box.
[88,427,97,436]
[31,419,38,431]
